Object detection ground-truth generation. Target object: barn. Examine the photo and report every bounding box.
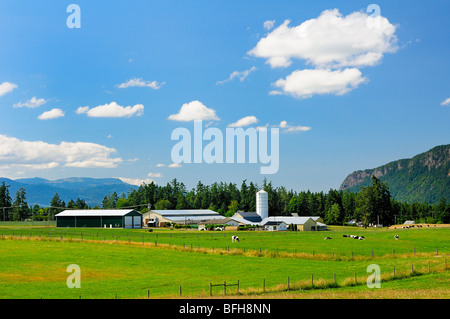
[142,209,226,227]
[55,209,142,228]
[260,216,318,231]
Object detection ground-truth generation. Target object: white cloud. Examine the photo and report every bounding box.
[0,162,60,171]
[248,9,398,69]
[263,20,276,30]
[117,78,165,89]
[272,68,367,99]
[168,100,219,122]
[0,134,122,170]
[216,66,257,85]
[147,172,162,178]
[440,97,450,106]
[13,97,48,108]
[156,163,165,167]
[277,120,311,133]
[117,177,155,186]
[77,102,144,118]
[0,82,18,97]
[38,108,65,120]
[168,163,182,168]
[228,116,259,127]
[76,106,89,114]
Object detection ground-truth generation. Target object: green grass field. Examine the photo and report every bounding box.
[0,223,448,299]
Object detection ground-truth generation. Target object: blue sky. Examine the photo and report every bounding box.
[0,0,449,192]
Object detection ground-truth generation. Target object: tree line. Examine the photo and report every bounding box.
[1,176,449,225]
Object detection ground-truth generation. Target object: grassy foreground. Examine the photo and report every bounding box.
[0,225,448,299]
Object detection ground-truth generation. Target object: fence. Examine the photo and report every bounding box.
[1,232,448,298]
[210,281,239,296]
[74,259,448,299]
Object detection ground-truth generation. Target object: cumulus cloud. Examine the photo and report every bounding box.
[277,120,311,133]
[156,163,165,167]
[440,98,450,106]
[168,163,182,168]
[0,82,18,97]
[228,116,259,127]
[76,102,144,118]
[147,172,162,178]
[38,108,65,120]
[216,66,257,85]
[117,78,165,89]
[0,134,122,169]
[117,177,155,186]
[168,100,219,122]
[14,96,48,108]
[248,9,398,69]
[271,68,367,99]
[263,20,276,30]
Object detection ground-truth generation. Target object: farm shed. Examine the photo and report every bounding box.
[260,217,319,231]
[143,209,226,227]
[55,209,142,228]
[263,220,288,231]
[232,212,262,224]
[198,217,240,231]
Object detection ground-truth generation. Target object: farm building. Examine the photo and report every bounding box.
[198,216,259,230]
[260,216,318,231]
[232,212,262,224]
[262,220,289,231]
[142,209,226,227]
[198,218,240,231]
[55,209,142,228]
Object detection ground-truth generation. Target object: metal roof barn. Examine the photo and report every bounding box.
[143,209,226,226]
[55,209,142,228]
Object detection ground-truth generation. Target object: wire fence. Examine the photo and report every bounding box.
[0,232,448,299]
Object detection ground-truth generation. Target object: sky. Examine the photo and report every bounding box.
[0,0,449,193]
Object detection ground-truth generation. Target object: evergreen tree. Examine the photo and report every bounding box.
[12,187,28,221]
[0,182,12,221]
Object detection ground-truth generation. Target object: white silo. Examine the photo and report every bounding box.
[256,189,268,220]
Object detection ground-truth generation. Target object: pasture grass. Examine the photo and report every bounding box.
[0,224,448,258]
[0,225,448,299]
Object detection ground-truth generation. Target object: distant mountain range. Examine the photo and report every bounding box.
[340,144,450,204]
[0,177,138,207]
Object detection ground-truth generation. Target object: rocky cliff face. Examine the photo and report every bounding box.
[340,144,450,204]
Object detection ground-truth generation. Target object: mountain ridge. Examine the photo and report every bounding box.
[340,144,450,204]
[0,177,138,207]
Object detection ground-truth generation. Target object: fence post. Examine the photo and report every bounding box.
[263,278,265,293]
[224,281,226,296]
[237,280,239,294]
[179,286,182,297]
[287,277,290,290]
[210,283,212,296]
